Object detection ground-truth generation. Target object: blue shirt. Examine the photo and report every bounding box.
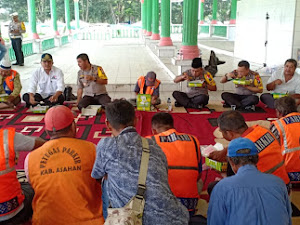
[208,164,292,225]
[91,127,189,225]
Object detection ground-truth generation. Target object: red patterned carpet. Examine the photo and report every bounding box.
[0,104,277,169]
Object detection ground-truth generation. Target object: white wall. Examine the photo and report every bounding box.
[234,0,296,66]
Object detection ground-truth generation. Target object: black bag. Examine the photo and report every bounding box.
[64,86,77,101]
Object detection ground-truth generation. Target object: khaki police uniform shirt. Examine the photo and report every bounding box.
[77,64,108,97]
[184,69,216,98]
[9,21,26,39]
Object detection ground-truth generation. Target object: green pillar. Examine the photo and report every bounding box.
[27,0,39,39]
[200,0,204,24]
[64,0,71,33]
[151,0,160,40]
[50,0,59,35]
[230,0,237,24]
[180,0,199,59]
[74,0,80,29]
[159,0,173,46]
[141,0,147,33]
[212,0,218,24]
[146,0,152,36]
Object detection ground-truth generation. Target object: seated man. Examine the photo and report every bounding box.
[209,111,290,187]
[150,112,201,216]
[23,53,65,108]
[208,137,291,225]
[0,59,22,109]
[134,71,161,105]
[91,100,189,225]
[25,105,104,224]
[270,96,300,181]
[220,60,263,111]
[76,53,111,110]
[173,58,216,109]
[0,128,44,224]
[260,58,300,108]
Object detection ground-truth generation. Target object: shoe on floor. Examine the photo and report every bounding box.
[19,63,24,66]
[223,103,231,108]
[174,101,183,107]
[244,105,256,111]
[12,63,19,65]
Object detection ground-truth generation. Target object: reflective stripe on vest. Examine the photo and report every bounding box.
[0,128,24,217]
[264,160,285,174]
[153,129,200,199]
[137,76,160,95]
[277,120,300,154]
[244,125,290,184]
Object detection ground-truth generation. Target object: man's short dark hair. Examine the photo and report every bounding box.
[106,99,135,130]
[284,58,297,68]
[274,96,297,116]
[76,53,90,63]
[229,155,259,166]
[217,111,248,132]
[151,112,174,128]
[238,60,250,69]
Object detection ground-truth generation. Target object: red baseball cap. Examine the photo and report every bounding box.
[45,105,75,132]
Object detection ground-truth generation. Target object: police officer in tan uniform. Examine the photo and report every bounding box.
[9,12,26,66]
[76,53,111,110]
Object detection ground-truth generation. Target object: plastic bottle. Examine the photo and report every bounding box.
[167,98,172,111]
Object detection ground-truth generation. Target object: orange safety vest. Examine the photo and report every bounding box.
[0,128,25,218]
[243,125,290,184]
[152,129,200,199]
[137,76,160,95]
[271,112,300,173]
[3,70,17,93]
[28,138,104,225]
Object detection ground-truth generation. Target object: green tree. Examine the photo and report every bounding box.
[171,2,183,24]
[204,0,231,23]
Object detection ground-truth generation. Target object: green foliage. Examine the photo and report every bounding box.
[204,0,231,23]
[171,2,183,24]
[0,0,141,24]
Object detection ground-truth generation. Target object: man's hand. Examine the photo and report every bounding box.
[49,95,58,103]
[7,95,15,103]
[208,149,227,162]
[226,72,235,79]
[29,94,38,105]
[181,73,189,80]
[274,79,283,86]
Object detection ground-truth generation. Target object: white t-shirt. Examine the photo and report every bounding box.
[267,69,300,94]
[28,66,65,98]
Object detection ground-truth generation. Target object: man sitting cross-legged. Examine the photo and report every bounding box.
[173,57,217,109]
[25,105,104,225]
[0,59,22,109]
[150,112,202,217]
[23,53,65,108]
[220,60,263,111]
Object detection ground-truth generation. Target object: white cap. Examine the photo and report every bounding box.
[10,12,18,17]
[0,60,12,70]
